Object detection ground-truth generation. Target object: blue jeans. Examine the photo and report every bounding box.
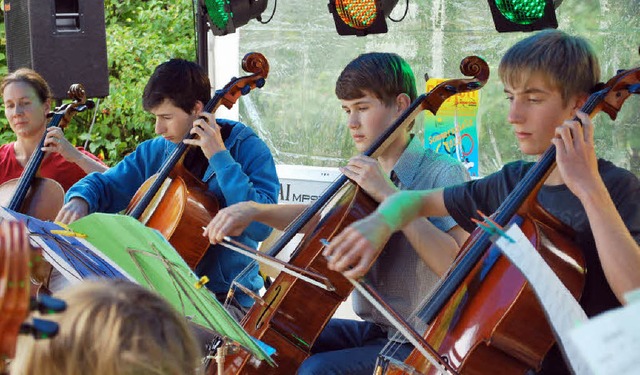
[297,318,413,375]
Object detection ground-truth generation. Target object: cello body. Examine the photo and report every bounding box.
[127,159,219,268]
[223,183,378,374]
[0,84,92,296]
[125,52,269,269]
[383,203,585,374]
[0,177,64,222]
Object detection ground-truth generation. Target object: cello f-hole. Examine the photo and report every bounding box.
[256,285,282,330]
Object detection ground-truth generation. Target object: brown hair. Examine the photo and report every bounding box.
[336,52,417,106]
[1,68,52,104]
[12,280,202,375]
[142,59,211,113]
[499,29,600,105]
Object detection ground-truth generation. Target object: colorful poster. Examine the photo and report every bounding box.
[423,78,481,177]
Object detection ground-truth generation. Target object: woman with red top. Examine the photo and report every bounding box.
[0,68,107,192]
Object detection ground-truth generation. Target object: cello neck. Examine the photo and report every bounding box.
[7,114,64,211]
[265,93,430,258]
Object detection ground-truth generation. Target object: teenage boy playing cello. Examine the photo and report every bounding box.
[56,59,279,318]
[204,52,471,374]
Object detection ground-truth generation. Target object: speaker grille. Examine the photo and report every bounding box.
[6,0,33,72]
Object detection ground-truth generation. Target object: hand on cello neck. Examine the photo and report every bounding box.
[182,111,226,159]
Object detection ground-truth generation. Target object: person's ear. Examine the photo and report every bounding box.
[395,93,411,113]
[43,98,52,114]
[191,100,204,115]
[571,94,588,113]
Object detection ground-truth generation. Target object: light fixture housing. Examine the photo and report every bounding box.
[328,0,400,36]
[487,0,560,33]
[202,0,268,36]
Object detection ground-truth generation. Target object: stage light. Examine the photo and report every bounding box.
[328,0,400,36]
[487,0,561,33]
[201,0,268,36]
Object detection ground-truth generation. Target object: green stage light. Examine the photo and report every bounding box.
[201,0,268,36]
[487,0,560,32]
[328,0,400,36]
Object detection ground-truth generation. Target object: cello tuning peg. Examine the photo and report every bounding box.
[85,100,96,109]
[444,85,458,93]
[628,83,640,94]
[30,294,67,314]
[256,78,266,88]
[240,85,251,95]
[467,81,482,89]
[20,318,59,339]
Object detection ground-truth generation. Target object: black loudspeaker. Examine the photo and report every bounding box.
[5,0,109,100]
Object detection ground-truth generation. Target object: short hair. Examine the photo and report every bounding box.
[336,52,418,106]
[12,280,202,375]
[1,68,52,104]
[499,29,600,105]
[142,59,211,113]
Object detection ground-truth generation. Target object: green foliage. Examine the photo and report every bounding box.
[0,0,196,165]
[87,0,197,164]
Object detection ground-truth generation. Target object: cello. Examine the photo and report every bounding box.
[373,67,640,374]
[125,52,269,269]
[218,56,489,374]
[0,220,64,374]
[0,84,94,222]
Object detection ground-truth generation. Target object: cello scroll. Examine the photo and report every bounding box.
[217,53,269,110]
[422,55,490,115]
[54,84,96,129]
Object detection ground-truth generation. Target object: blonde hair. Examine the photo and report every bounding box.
[11,280,202,375]
[499,29,600,105]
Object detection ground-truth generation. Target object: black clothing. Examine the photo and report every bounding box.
[442,159,640,373]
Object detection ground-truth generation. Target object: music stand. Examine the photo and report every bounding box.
[2,208,274,368]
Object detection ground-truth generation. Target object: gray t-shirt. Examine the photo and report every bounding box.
[352,135,470,339]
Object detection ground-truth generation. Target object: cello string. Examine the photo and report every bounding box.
[348,277,453,374]
[378,271,447,365]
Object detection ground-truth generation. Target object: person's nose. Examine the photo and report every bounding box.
[347,112,360,129]
[13,104,25,116]
[507,99,524,126]
[154,118,165,134]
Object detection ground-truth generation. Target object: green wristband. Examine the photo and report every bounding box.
[377,191,422,232]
